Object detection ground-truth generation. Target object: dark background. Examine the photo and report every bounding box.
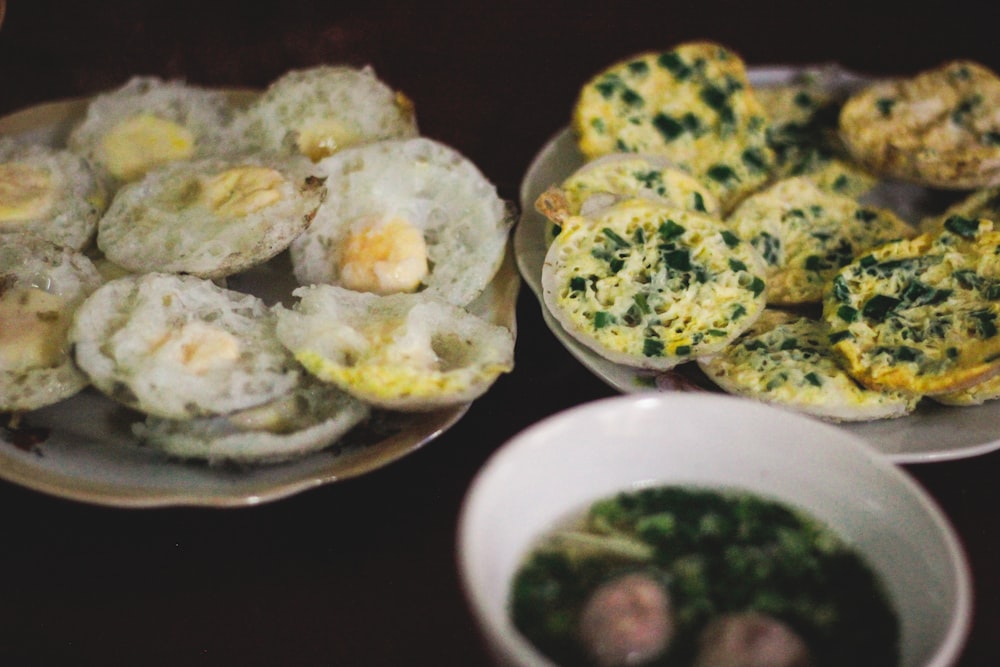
[1,1,999,665]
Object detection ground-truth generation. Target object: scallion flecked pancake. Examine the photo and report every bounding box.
[823,215,1000,395]
[572,41,776,211]
[839,60,1000,189]
[541,198,767,370]
[700,309,918,421]
[725,176,913,305]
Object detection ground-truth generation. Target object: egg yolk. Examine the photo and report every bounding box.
[149,321,241,375]
[0,285,68,373]
[200,166,285,218]
[296,119,362,162]
[0,163,54,222]
[101,114,195,181]
[338,216,429,295]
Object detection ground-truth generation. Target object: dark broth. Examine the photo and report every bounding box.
[509,485,899,666]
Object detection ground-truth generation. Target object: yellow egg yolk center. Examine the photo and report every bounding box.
[338,216,429,295]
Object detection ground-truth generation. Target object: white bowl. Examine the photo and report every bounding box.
[457,393,972,667]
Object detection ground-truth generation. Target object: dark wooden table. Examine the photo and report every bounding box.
[1,1,999,664]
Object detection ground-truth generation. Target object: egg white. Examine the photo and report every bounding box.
[70,272,300,420]
[133,375,370,465]
[0,138,107,250]
[97,154,326,279]
[0,231,103,412]
[275,284,515,411]
[234,65,418,161]
[290,137,513,306]
[67,76,234,189]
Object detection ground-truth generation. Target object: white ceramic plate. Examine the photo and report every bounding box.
[515,64,1000,464]
[458,393,972,667]
[0,93,520,507]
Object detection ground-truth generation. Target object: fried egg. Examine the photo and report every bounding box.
[70,272,300,420]
[0,138,107,250]
[541,198,767,370]
[823,215,1000,395]
[97,154,326,279]
[290,137,513,306]
[699,309,919,421]
[132,375,370,465]
[275,285,515,411]
[0,231,103,412]
[67,76,233,188]
[235,65,418,161]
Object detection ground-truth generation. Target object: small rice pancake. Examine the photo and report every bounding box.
[133,375,370,465]
[235,65,418,161]
[535,152,720,237]
[823,215,1000,395]
[67,76,233,188]
[541,198,767,370]
[571,41,775,211]
[699,309,918,422]
[0,138,108,250]
[725,176,914,306]
[290,137,513,306]
[97,154,326,279]
[275,285,515,411]
[756,79,876,198]
[839,60,1000,189]
[70,273,299,420]
[0,232,103,412]
[920,185,1000,234]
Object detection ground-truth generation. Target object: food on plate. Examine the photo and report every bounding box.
[67,76,233,188]
[510,485,899,667]
[532,47,1000,422]
[274,284,515,411]
[0,137,107,250]
[290,137,513,306]
[541,198,767,370]
[571,41,775,211]
[823,215,1000,395]
[699,309,919,421]
[537,152,721,222]
[839,59,1000,189]
[724,176,914,305]
[234,65,418,161]
[132,375,370,465]
[0,231,103,413]
[96,154,326,279]
[755,75,877,198]
[535,152,721,244]
[69,272,300,420]
[0,61,516,478]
